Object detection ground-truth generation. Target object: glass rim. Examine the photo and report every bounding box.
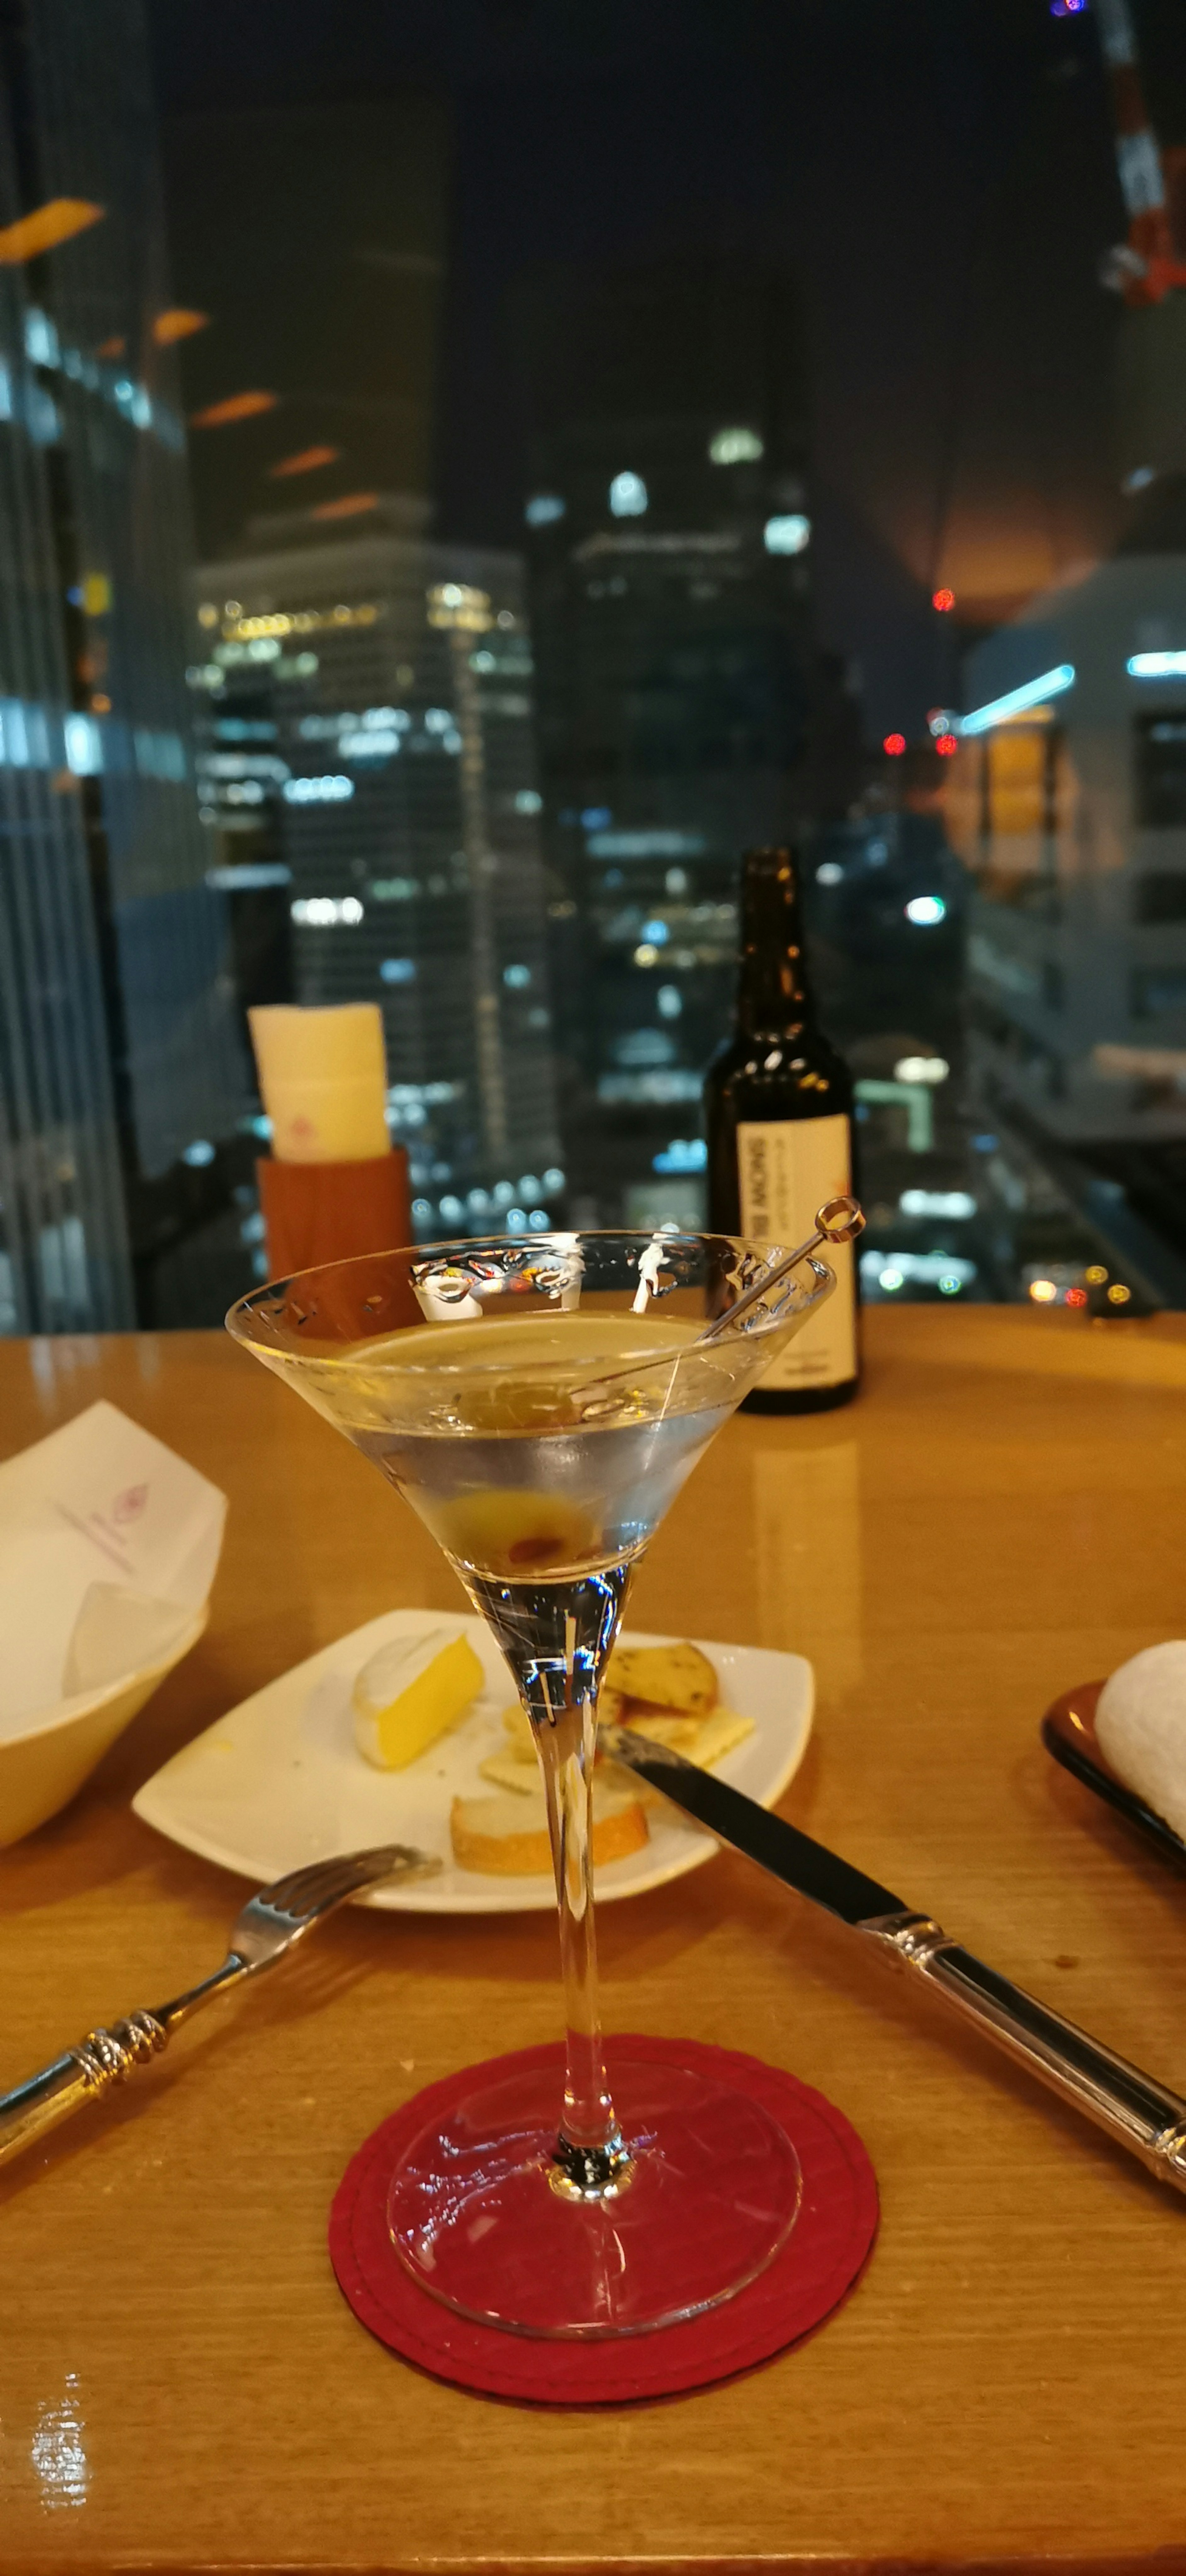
[225,1225,834,1373]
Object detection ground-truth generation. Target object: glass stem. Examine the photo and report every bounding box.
[465,1561,632,2196]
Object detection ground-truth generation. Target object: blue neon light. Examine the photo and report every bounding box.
[960,664,1075,735]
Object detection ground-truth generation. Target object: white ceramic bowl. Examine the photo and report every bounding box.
[0,1604,208,1848]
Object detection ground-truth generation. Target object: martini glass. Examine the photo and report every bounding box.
[226,1208,860,2339]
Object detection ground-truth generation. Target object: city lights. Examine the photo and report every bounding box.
[291,895,363,925]
[709,426,764,464]
[338,727,401,757]
[0,198,103,263]
[224,604,379,641]
[1066,1286,1088,1307]
[525,493,566,526]
[14,308,183,452]
[189,391,278,429]
[900,1189,974,1219]
[883,732,906,756]
[269,446,339,477]
[894,1056,949,1084]
[283,775,355,804]
[1107,1282,1132,1304]
[427,582,492,632]
[961,664,1075,733]
[932,587,956,612]
[653,1138,706,1173]
[63,713,102,775]
[935,732,958,756]
[151,309,208,345]
[1029,1278,1058,1303]
[609,471,648,518]
[763,514,810,555]
[863,1250,977,1295]
[904,894,946,926]
[1127,651,1186,678]
[311,492,378,522]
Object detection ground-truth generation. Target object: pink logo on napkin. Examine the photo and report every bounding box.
[111,1483,148,1525]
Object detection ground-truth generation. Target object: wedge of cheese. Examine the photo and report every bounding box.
[450,1779,649,1876]
[353,1628,483,1770]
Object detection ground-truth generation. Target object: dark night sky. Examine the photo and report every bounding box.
[146,0,1131,738]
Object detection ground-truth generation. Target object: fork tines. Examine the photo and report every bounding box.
[262,1845,425,1918]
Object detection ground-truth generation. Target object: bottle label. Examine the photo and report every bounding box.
[736,1114,857,1390]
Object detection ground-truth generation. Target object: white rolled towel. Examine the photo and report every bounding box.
[1095,1641,1186,1842]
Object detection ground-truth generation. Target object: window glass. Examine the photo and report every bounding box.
[1,0,1184,1328]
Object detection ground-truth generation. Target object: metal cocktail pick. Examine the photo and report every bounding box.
[697,1195,865,1345]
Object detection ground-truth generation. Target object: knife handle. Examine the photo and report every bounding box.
[863,1914,1186,2196]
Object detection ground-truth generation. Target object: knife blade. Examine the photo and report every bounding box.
[608,1724,1186,2200]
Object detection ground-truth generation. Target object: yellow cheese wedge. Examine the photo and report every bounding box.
[353,1629,484,1770]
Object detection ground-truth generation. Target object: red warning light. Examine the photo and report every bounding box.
[932,587,956,613]
[883,732,907,757]
[936,732,959,757]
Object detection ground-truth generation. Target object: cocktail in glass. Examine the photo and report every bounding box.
[227,1212,858,2339]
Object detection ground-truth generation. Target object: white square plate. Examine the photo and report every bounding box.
[133,1612,813,1915]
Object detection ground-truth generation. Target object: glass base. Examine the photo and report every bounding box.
[386,2045,803,2339]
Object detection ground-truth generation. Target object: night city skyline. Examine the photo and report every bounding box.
[1,0,1185,1326]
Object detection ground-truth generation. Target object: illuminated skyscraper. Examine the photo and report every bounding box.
[0,0,246,1331]
[193,516,563,1233]
[515,249,853,1218]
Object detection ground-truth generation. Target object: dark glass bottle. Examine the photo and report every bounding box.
[704,845,858,1413]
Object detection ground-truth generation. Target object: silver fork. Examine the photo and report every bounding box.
[0,1842,437,2168]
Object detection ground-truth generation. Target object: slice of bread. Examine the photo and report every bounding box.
[604,1640,717,1715]
[450,1780,649,1877]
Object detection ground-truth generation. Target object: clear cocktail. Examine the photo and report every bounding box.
[227,1218,858,2336]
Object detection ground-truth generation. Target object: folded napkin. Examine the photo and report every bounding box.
[1096,1641,1186,1843]
[0,1401,225,1738]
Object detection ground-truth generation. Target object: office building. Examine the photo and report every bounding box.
[946,477,1186,1155]
[193,514,563,1232]
[161,96,450,562]
[514,249,858,1218]
[0,0,245,1333]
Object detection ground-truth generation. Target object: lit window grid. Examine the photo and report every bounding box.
[208,555,557,1185]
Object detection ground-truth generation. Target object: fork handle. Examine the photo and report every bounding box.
[0,2014,171,2167]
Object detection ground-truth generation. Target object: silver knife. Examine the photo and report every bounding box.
[608,1726,1186,2198]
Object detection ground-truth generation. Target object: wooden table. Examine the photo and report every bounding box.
[3,1309,1186,2574]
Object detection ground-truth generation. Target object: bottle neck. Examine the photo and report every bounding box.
[735,850,816,1037]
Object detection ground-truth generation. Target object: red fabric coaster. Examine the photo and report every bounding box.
[328,2035,878,2403]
